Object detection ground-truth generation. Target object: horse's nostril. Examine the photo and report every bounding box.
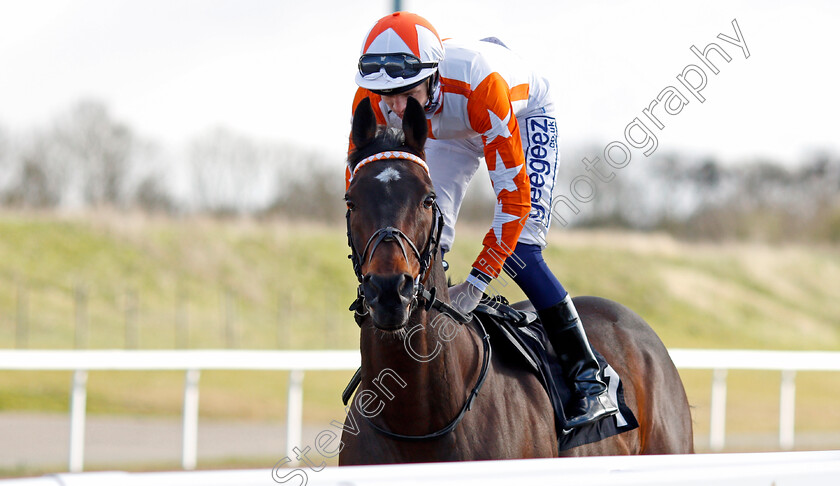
[364,274,382,293]
[400,273,414,295]
[362,275,377,304]
[364,273,415,306]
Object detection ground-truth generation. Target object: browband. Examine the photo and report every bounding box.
[349,151,429,182]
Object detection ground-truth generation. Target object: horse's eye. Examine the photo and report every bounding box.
[423,194,436,209]
[346,199,356,211]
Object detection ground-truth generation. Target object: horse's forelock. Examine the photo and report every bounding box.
[348,127,411,170]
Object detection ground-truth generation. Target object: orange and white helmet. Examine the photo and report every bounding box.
[355,12,444,94]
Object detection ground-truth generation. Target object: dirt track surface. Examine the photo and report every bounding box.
[4,412,840,475]
[0,412,326,473]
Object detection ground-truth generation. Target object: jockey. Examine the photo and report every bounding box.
[347,11,617,429]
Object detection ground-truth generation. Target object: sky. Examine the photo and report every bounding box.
[1,0,839,168]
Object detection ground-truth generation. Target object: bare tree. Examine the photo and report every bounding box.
[2,130,68,208]
[265,154,344,222]
[132,173,176,213]
[189,128,282,214]
[52,100,136,207]
[0,126,10,197]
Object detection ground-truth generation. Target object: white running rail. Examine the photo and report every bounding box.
[1,349,839,472]
[668,349,840,452]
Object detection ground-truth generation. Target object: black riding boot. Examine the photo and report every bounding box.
[539,294,618,429]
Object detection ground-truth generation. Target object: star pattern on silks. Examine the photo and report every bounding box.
[484,108,512,143]
[491,199,520,243]
[488,151,524,195]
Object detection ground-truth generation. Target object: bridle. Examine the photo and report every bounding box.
[345,152,468,326]
[345,195,446,316]
[346,199,442,287]
[344,151,492,442]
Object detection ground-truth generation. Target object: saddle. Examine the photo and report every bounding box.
[473,297,639,451]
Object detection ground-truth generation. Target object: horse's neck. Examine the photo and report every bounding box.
[358,260,481,430]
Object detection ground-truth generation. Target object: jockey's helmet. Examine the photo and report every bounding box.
[355,12,443,95]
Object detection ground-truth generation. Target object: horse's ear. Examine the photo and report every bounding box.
[403,97,427,155]
[352,97,377,150]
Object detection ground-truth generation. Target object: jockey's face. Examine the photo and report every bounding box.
[381,82,429,119]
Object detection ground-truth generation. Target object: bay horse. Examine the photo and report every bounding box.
[339,97,693,464]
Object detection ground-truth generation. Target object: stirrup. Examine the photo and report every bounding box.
[565,393,618,429]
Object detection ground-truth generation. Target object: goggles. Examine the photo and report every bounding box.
[358,53,438,79]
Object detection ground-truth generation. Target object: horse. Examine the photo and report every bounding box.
[338,96,693,465]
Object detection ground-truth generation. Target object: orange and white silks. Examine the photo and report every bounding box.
[348,38,556,279]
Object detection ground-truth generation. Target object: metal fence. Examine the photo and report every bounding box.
[1,349,839,473]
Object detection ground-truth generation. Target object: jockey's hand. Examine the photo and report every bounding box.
[449,280,483,316]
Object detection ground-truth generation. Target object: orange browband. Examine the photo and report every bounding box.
[349,151,429,182]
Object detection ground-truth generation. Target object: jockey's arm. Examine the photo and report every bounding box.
[466,72,532,289]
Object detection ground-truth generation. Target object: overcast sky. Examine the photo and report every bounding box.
[1,0,839,167]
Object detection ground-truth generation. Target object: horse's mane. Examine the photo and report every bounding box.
[348,127,421,171]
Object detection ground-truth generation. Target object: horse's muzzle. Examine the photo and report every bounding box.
[362,273,415,330]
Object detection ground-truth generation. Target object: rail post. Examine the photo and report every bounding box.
[709,368,728,451]
[181,369,201,470]
[779,369,796,450]
[285,369,304,464]
[68,370,89,473]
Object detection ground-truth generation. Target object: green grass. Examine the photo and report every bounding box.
[1,212,840,459]
[0,213,361,350]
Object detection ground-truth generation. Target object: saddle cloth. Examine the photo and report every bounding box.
[474,298,639,451]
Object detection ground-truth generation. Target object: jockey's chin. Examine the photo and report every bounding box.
[380,84,429,120]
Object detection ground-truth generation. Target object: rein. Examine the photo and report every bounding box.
[345,151,491,441]
[363,314,492,442]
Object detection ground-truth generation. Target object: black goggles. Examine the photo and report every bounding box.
[358,53,438,78]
